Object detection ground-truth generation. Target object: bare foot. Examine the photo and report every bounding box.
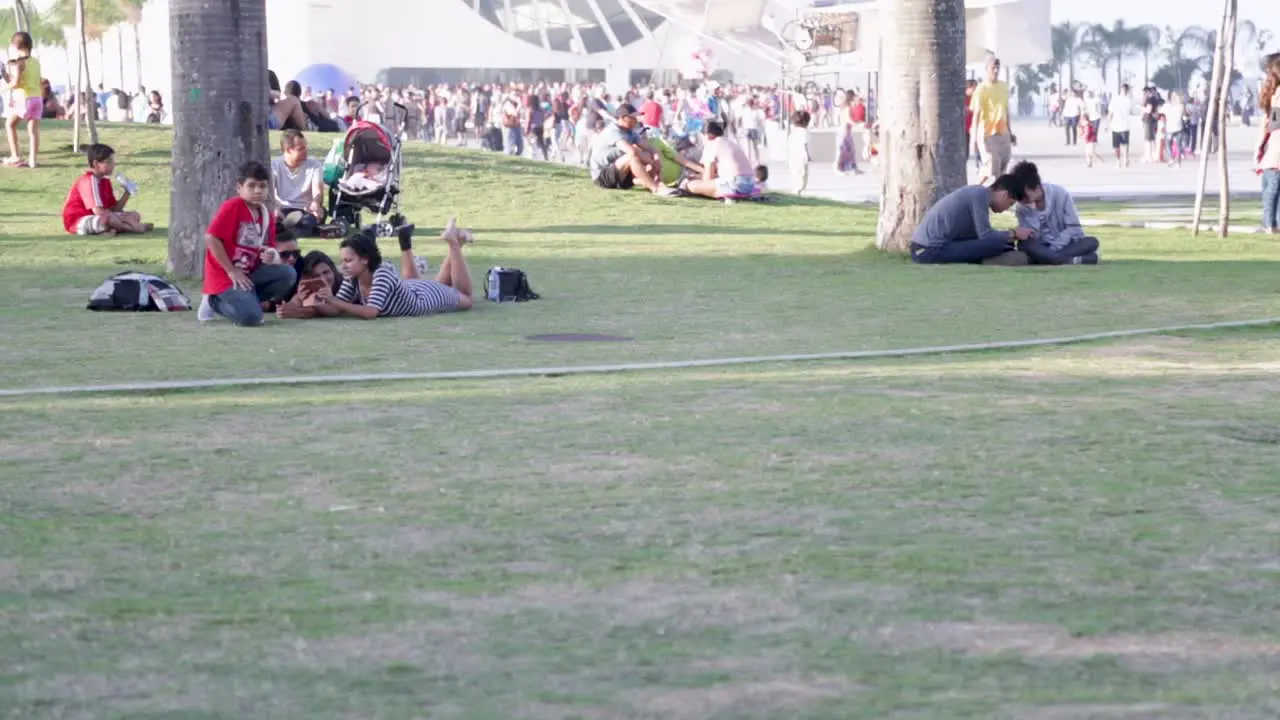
[101,229,118,238]
[441,216,460,245]
[142,223,154,232]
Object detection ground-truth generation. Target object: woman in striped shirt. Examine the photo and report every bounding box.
[326,218,474,319]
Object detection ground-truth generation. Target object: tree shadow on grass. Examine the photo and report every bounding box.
[471,223,863,238]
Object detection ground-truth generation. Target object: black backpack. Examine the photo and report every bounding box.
[87,271,192,312]
[485,267,540,303]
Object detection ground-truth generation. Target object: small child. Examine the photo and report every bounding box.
[3,31,42,168]
[61,143,152,236]
[754,164,769,192]
[788,110,811,195]
[197,161,297,326]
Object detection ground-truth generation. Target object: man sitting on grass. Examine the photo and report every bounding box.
[61,143,152,237]
[684,120,760,200]
[271,129,325,236]
[1010,161,1100,265]
[588,103,675,197]
[910,173,1031,264]
[196,161,297,326]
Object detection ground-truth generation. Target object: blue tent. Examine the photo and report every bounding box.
[293,64,359,93]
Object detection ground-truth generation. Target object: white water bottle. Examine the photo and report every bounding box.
[117,174,139,195]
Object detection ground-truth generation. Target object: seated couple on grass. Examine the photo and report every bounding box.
[589,107,766,200]
[910,161,1099,266]
[60,144,153,237]
[197,161,474,326]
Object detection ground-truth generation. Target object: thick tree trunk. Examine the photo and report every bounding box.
[167,0,270,278]
[875,0,967,254]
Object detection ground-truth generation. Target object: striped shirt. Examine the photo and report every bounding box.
[337,263,460,317]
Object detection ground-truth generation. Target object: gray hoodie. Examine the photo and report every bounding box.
[1015,183,1085,251]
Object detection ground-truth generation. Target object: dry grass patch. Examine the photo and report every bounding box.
[626,675,854,720]
[864,622,1280,668]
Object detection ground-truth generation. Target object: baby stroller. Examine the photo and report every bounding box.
[326,107,407,237]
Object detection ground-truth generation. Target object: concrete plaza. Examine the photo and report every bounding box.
[766,123,1267,204]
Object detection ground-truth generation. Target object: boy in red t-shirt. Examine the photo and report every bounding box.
[61,143,152,236]
[197,161,297,326]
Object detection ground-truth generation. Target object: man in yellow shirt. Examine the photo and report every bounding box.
[3,31,42,168]
[968,54,1013,185]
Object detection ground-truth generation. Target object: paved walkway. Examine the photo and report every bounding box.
[762,123,1266,204]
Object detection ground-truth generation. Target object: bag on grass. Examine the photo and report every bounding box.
[485,267,540,303]
[87,271,192,312]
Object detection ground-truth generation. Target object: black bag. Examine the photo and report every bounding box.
[485,267,540,303]
[87,271,192,312]
[482,126,504,152]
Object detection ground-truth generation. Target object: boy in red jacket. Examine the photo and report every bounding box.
[197,161,296,326]
[61,144,152,236]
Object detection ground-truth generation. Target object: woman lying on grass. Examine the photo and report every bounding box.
[321,218,475,319]
[276,251,342,319]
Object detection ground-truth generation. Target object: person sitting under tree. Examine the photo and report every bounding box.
[909,174,1030,265]
[197,161,297,326]
[1010,161,1100,265]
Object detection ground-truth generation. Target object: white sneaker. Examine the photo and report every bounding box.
[197,295,217,323]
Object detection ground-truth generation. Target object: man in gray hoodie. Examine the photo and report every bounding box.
[910,174,1031,264]
[1010,161,1100,265]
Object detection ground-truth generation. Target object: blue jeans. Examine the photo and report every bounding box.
[505,127,524,157]
[1262,169,1280,231]
[910,233,1013,264]
[210,264,297,326]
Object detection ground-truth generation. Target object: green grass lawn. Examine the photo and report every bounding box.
[3,123,1280,718]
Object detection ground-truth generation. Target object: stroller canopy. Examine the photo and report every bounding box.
[345,120,393,166]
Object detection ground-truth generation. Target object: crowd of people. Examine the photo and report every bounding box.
[9,27,1280,321]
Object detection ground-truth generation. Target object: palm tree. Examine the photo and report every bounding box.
[1077,38,1112,89]
[0,3,64,47]
[119,0,147,89]
[1134,24,1161,84]
[875,0,967,254]
[1013,64,1046,116]
[1050,21,1088,89]
[1087,20,1146,92]
[167,0,271,277]
[1151,25,1212,93]
[1236,19,1273,72]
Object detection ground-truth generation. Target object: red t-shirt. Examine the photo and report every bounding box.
[62,172,116,234]
[640,100,663,128]
[203,197,276,295]
[850,102,867,124]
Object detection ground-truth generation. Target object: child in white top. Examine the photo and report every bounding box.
[788,110,812,195]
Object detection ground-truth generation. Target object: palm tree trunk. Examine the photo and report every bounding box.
[13,0,29,32]
[78,0,98,144]
[168,0,271,277]
[1216,0,1237,237]
[875,0,967,253]
[133,22,143,90]
[72,33,82,153]
[1192,0,1231,236]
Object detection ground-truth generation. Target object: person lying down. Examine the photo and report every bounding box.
[280,218,476,320]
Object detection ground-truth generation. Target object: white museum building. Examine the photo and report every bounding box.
[29,0,1049,99]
